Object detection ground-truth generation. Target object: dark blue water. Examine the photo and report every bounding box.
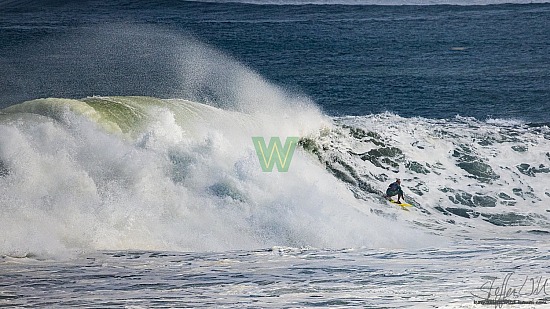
[1,1,549,122]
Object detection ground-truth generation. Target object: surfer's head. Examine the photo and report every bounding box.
[396,178,401,184]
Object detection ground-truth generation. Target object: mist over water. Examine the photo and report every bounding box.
[1,23,321,118]
[1,25,209,107]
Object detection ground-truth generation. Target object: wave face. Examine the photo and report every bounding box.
[306,114,550,233]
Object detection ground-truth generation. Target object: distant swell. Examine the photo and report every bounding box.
[184,0,550,5]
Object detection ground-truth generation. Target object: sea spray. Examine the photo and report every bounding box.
[0,96,432,257]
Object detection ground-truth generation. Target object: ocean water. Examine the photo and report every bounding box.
[1,0,549,308]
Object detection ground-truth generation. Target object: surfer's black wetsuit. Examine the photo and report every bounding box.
[386,181,404,202]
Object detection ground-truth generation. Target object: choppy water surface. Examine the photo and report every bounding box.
[1,238,549,308]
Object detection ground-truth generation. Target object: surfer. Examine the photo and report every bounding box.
[385,178,404,203]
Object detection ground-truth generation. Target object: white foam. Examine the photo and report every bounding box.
[485,117,526,127]
[0,104,440,257]
[322,113,550,239]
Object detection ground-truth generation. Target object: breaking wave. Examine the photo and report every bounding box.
[1,25,547,259]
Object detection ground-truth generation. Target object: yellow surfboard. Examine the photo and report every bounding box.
[388,199,412,208]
